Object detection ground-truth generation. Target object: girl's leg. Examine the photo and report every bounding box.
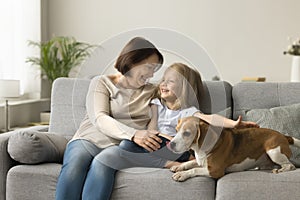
[119,138,172,167]
[151,136,190,162]
[176,151,192,162]
[119,139,148,153]
[55,140,102,200]
[93,145,167,171]
[120,137,191,164]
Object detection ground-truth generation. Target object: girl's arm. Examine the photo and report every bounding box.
[193,112,259,129]
[148,104,173,140]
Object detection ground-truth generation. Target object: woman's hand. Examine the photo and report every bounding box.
[132,130,162,152]
[233,115,260,129]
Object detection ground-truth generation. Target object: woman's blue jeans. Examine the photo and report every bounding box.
[55,140,116,200]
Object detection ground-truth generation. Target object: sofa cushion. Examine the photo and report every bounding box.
[217,107,232,118]
[232,82,300,119]
[6,164,61,200]
[200,81,232,117]
[7,130,68,164]
[216,169,300,200]
[244,103,300,166]
[6,165,215,200]
[111,168,216,200]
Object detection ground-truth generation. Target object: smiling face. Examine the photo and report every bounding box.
[125,54,160,88]
[159,68,183,105]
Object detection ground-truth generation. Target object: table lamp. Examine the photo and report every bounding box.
[0,80,20,132]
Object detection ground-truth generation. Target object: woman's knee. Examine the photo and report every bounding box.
[89,157,117,178]
[61,140,102,176]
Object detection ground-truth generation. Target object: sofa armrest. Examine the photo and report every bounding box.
[15,125,49,132]
[0,131,18,200]
[0,125,49,199]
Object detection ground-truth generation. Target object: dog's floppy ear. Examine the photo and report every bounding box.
[176,119,183,132]
[193,119,202,146]
[178,118,182,125]
[200,125,221,153]
[195,120,208,142]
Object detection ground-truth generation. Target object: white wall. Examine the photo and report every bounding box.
[46,0,300,84]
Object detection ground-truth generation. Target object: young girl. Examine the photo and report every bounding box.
[120,63,258,164]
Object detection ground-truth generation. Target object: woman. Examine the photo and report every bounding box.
[55,37,168,200]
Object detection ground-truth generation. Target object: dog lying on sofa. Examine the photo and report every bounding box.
[168,116,300,181]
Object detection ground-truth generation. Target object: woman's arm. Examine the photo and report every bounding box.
[86,76,136,140]
[193,112,259,128]
[87,76,161,151]
[147,104,158,131]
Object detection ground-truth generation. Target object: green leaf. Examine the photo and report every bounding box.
[26,36,95,83]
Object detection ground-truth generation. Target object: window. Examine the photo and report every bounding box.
[0,0,41,97]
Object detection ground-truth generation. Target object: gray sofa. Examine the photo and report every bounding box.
[1,77,300,200]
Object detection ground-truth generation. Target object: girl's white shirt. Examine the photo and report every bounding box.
[151,98,199,137]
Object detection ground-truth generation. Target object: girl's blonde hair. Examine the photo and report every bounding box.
[157,63,204,110]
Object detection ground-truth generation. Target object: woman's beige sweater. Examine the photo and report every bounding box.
[72,75,155,148]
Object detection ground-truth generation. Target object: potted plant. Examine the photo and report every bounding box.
[284,38,300,56]
[26,36,95,83]
[26,36,95,124]
[284,37,300,82]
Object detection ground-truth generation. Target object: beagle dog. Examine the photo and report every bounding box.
[168,116,300,181]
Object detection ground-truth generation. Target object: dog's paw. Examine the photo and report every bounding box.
[272,164,296,174]
[172,171,189,182]
[170,165,184,172]
[170,166,178,172]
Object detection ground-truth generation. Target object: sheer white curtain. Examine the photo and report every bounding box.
[0,0,41,97]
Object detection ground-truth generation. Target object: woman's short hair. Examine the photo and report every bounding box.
[114,37,164,75]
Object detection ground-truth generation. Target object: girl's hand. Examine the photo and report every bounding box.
[233,115,260,129]
[132,130,162,152]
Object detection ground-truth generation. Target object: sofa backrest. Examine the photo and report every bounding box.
[200,81,232,117]
[49,78,232,138]
[232,82,300,119]
[49,78,90,138]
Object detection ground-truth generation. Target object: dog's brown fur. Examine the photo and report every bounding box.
[169,116,300,181]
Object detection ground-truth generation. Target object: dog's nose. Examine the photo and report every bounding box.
[170,141,176,150]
